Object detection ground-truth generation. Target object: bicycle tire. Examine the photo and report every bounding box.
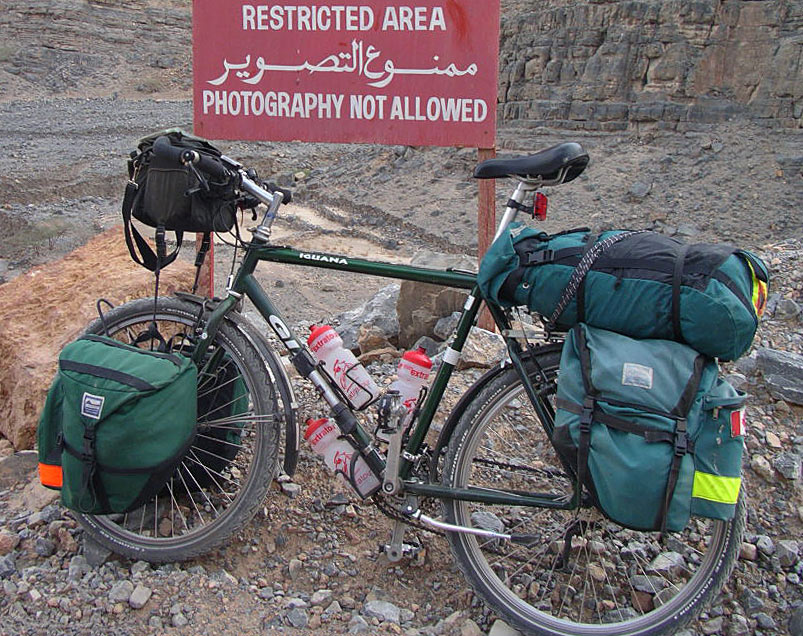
[442,346,744,636]
[75,296,281,562]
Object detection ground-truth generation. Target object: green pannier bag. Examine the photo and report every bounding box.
[554,324,746,532]
[477,224,769,360]
[37,335,197,514]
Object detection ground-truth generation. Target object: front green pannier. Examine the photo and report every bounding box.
[477,224,769,360]
[554,325,746,532]
[37,335,197,514]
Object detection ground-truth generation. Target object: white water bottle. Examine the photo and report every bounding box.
[390,347,432,412]
[307,325,379,409]
[304,418,381,498]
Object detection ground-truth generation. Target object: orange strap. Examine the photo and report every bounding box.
[38,463,63,489]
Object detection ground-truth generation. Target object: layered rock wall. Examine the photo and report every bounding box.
[499,0,803,130]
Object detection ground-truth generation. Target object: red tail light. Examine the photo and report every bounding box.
[534,192,548,220]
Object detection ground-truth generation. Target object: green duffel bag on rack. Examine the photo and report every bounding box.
[37,335,197,514]
[553,324,746,533]
[477,224,769,360]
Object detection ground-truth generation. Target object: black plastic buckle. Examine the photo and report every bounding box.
[528,249,554,266]
[674,419,688,456]
[580,397,594,430]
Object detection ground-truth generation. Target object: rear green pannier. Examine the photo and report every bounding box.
[553,324,746,532]
[37,335,197,514]
[477,224,769,360]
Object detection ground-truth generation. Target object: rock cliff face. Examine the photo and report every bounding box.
[1,1,800,129]
[498,0,803,130]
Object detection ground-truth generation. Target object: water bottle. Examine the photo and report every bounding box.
[304,417,381,498]
[307,325,379,409]
[390,347,432,412]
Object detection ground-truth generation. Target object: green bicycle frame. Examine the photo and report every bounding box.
[193,242,576,511]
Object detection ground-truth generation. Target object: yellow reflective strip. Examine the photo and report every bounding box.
[747,260,767,317]
[692,471,741,504]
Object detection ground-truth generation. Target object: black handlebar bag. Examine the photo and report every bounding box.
[122,129,239,272]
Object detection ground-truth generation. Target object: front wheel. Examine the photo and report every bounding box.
[442,348,744,636]
[76,296,282,562]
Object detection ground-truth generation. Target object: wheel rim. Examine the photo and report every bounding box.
[450,377,735,635]
[81,307,276,549]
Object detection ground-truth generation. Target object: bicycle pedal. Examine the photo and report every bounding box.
[379,541,421,560]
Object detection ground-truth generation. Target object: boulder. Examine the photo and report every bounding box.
[0,228,196,449]
[334,284,400,351]
[396,251,476,349]
[756,348,803,405]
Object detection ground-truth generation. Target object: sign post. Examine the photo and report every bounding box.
[193,0,500,301]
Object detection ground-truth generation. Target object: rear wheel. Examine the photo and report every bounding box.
[442,347,744,635]
[76,296,281,562]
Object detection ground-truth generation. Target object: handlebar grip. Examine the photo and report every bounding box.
[152,135,184,163]
[266,182,293,204]
[192,152,229,181]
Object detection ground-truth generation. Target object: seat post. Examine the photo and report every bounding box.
[494,179,541,241]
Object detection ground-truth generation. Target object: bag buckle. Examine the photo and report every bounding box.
[580,397,594,431]
[527,249,554,266]
[674,419,688,456]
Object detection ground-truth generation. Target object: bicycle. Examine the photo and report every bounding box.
[78,138,744,636]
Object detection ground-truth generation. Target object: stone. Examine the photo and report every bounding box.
[756,535,775,556]
[750,455,773,480]
[488,619,523,636]
[755,612,776,629]
[740,587,764,614]
[739,542,757,561]
[280,482,302,498]
[776,298,801,319]
[454,327,507,370]
[288,558,303,579]
[701,616,724,635]
[756,348,803,405]
[765,431,782,448]
[335,284,400,351]
[310,589,333,606]
[433,312,461,341]
[789,606,803,636]
[349,615,370,634]
[19,479,60,512]
[0,450,37,489]
[470,510,504,534]
[630,575,667,593]
[286,607,309,628]
[128,584,152,609]
[728,614,750,635]
[774,452,802,480]
[396,251,475,348]
[628,181,652,201]
[648,552,686,576]
[108,580,134,603]
[461,619,484,636]
[777,540,800,568]
[357,324,393,355]
[67,555,88,581]
[0,229,196,448]
[0,531,19,556]
[172,612,189,628]
[33,537,55,557]
[364,599,401,623]
[0,553,16,579]
[83,535,112,567]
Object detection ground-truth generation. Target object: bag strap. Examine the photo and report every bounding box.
[544,231,644,332]
[671,243,690,342]
[575,234,598,324]
[121,179,183,272]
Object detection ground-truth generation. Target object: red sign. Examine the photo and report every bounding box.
[193,1,500,147]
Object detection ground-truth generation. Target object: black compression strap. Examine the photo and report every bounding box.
[672,244,690,342]
[672,353,706,418]
[507,199,532,215]
[58,360,156,391]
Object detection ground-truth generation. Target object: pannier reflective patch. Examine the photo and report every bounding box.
[80,393,105,419]
[621,363,653,389]
[731,408,746,437]
[748,260,768,317]
[38,463,63,489]
[692,471,741,504]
